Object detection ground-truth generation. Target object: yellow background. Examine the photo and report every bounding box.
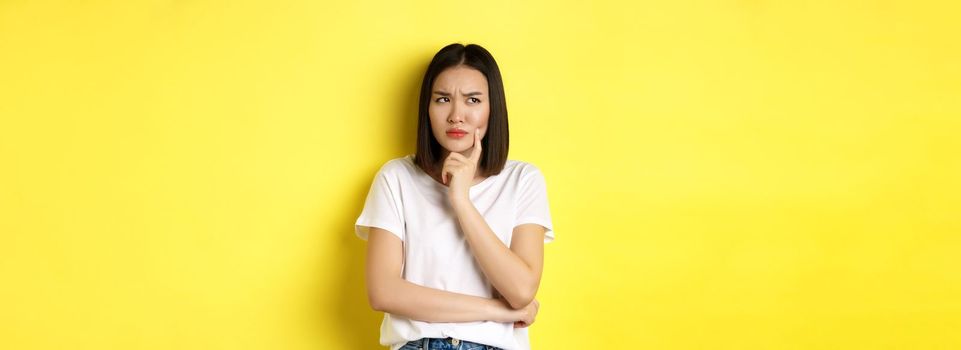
[2,0,959,349]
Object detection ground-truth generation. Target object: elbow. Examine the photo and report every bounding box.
[504,286,537,310]
[368,293,383,312]
[368,274,402,312]
[367,281,394,312]
[368,291,390,312]
[507,297,533,310]
[370,300,388,313]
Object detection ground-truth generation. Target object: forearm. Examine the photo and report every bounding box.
[374,277,515,323]
[451,197,537,309]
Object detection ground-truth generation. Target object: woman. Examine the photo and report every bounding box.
[355,43,555,350]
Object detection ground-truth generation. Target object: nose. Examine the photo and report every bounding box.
[447,100,464,124]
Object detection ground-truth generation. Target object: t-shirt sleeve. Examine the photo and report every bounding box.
[514,167,555,243]
[354,167,405,242]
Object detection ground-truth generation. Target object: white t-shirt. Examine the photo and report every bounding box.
[355,154,555,350]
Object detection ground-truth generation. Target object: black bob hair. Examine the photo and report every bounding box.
[414,43,509,179]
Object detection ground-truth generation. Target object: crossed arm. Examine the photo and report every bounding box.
[450,197,545,309]
[364,211,546,323]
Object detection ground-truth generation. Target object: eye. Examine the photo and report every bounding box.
[434,97,450,103]
[468,97,481,104]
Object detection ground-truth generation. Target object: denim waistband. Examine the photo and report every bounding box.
[402,337,502,350]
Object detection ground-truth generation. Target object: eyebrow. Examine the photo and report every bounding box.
[433,90,484,97]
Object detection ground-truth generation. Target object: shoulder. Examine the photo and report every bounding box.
[374,155,418,179]
[502,159,546,182]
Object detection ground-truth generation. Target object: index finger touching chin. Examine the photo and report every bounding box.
[473,128,482,157]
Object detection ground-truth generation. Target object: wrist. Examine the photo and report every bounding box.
[485,297,516,323]
[448,193,472,208]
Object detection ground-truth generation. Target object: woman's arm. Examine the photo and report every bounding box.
[365,227,522,323]
[438,133,546,310]
[450,197,546,310]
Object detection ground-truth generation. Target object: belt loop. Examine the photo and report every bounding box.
[421,337,429,350]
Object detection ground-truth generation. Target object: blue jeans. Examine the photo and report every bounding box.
[399,337,503,350]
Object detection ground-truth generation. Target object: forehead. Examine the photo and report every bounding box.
[432,66,488,92]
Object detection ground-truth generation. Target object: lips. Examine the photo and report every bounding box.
[446,128,468,137]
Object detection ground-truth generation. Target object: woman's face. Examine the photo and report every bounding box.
[429,65,489,157]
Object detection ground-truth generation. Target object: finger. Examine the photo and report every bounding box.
[447,153,466,162]
[471,128,482,162]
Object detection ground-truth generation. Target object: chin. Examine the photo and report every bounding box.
[443,146,469,153]
[438,140,466,151]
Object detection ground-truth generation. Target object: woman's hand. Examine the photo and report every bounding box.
[512,298,539,328]
[491,295,539,328]
[442,128,482,202]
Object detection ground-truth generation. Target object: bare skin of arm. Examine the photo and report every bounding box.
[365,227,538,325]
[451,199,546,310]
[440,129,547,310]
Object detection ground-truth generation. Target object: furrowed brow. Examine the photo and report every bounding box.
[432,91,484,96]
